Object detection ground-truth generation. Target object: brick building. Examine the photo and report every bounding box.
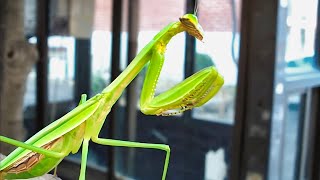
[94,0,241,32]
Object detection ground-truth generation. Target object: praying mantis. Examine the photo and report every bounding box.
[0,14,224,180]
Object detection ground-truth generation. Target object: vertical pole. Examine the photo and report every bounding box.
[108,0,123,179]
[0,3,4,98]
[183,0,196,120]
[125,0,140,177]
[36,0,49,132]
[231,0,278,179]
[311,88,320,180]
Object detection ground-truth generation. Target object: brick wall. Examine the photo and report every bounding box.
[93,0,112,31]
[93,0,241,32]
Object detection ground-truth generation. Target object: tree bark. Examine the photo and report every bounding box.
[0,0,38,155]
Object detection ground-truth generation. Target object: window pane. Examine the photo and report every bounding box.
[24,65,37,138]
[91,0,112,95]
[192,0,240,124]
[133,0,187,179]
[283,0,319,73]
[281,94,303,180]
[24,36,76,136]
[269,93,305,180]
[24,38,38,112]
[130,0,241,180]
[136,0,186,104]
[47,36,75,124]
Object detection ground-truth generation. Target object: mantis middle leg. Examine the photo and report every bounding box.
[79,138,90,180]
[91,137,170,180]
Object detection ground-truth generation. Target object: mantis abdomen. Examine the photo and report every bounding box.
[2,137,67,178]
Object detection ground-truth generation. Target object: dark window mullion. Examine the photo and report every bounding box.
[74,39,91,101]
[294,92,307,180]
[183,0,196,121]
[311,87,320,179]
[125,0,140,177]
[36,0,50,132]
[231,0,279,178]
[108,0,123,179]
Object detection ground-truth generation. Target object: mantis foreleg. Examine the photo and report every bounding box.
[140,47,223,116]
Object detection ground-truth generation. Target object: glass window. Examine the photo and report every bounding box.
[270,0,319,179]
[282,0,319,73]
[91,0,112,95]
[281,94,304,179]
[24,36,76,136]
[193,0,240,124]
[269,93,305,180]
[47,36,75,124]
[136,0,186,105]
[129,0,241,179]
[128,1,187,178]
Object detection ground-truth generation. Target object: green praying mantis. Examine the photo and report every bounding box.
[0,14,224,180]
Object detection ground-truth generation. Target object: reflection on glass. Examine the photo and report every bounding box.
[192,0,239,124]
[283,0,318,73]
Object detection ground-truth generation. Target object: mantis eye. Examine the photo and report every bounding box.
[179,14,204,41]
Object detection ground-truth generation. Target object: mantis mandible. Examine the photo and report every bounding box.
[0,14,224,180]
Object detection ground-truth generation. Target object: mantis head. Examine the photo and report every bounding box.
[179,14,204,41]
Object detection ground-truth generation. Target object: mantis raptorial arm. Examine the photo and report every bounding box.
[103,14,224,116]
[0,14,224,180]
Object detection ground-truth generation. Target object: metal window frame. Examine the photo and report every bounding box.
[230,0,279,179]
[310,87,320,180]
[230,0,320,180]
[35,0,49,132]
[74,39,91,102]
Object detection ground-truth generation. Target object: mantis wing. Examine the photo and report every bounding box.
[0,94,102,170]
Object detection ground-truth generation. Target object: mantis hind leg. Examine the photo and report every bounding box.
[92,137,170,180]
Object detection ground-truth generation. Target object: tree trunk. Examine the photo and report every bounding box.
[0,0,38,155]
